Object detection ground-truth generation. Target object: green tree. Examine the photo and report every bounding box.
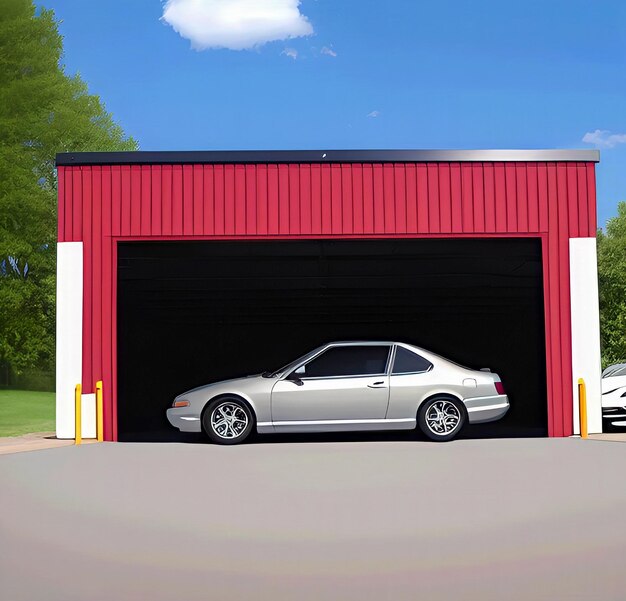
[0,1,137,379]
[597,201,626,368]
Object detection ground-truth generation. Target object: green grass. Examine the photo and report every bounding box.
[0,390,55,437]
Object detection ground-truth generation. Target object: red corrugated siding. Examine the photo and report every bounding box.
[58,162,598,441]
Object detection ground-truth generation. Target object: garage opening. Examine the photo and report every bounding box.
[117,238,547,441]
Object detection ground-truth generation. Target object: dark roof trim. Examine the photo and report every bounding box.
[56,149,600,166]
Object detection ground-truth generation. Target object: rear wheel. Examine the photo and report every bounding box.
[418,396,466,442]
[202,397,254,445]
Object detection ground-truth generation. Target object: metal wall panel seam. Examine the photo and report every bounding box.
[567,164,579,238]
[183,164,194,236]
[234,164,246,235]
[214,164,225,235]
[427,163,440,233]
[330,163,342,234]
[373,164,385,233]
[120,165,130,236]
[556,163,570,434]
[130,165,141,236]
[382,164,394,234]
[576,163,588,237]
[546,163,560,435]
[82,167,93,389]
[404,163,417,233]
[483,163,496,233]
[504,163,517,232]
[256,164,267,235]
[416,163,427,233]
[361,163,373,233]
[193,164,204,236]
[73,168,82,241]
[278,164,289,235]
[111,240,118,441]
[587,163,597,234]
[141,165,151,236]
[267,164,279,235]
[289,164,300,235]
[245,164,257,235]
[516,163,528,232]
[58,167,65,241]
[151,165,162,235]
[540,235,554,435]
[92,166,103,391]
[526,163,539,232]
[469,163,481,232]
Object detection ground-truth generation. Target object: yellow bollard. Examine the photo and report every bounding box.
[578,378,588,439]
[95,380,104,442]
[75,383,82,445]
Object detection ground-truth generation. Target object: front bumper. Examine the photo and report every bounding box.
[602,406,626,427]
[465,394,510,424]
[166,407,202,432]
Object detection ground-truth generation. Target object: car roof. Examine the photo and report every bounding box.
[325,341,430,353]
[328,341,397,345]
[327,340,428,346]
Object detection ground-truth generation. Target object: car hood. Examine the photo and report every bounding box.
[176,374,270,399]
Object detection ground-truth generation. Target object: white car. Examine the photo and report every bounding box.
[602,363,626,428]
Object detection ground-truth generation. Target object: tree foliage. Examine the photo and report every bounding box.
[597,201,626,368]
[0,1,137,375]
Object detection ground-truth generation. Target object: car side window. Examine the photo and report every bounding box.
[392,346,432,374]
[300,346,391,378]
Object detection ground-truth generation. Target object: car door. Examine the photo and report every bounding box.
[271,344,391,423]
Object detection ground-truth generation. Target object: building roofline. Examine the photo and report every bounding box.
[55,149,600,166]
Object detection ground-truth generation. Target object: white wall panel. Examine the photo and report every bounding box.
[81,393,96,439]
[569,238,603,434]
[56,242,83,439]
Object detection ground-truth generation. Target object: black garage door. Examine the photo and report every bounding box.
[117,238,547,441]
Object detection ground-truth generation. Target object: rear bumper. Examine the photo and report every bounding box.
[465,394,510,424]
[166,408,202,432]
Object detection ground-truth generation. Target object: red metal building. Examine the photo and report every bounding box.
[55,149,603,441]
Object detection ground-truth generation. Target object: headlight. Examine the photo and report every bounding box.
[172,400,190,408]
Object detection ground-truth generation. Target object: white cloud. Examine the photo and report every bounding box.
[281,47,298,59]
[161,0,313,51]
[582,129,626,149]
[367,110,380,118]
[321,46,337,57]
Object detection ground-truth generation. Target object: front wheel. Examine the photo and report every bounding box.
[418,396,466,442]
[202,397,254,445]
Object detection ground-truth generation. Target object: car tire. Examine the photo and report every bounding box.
[417,396,466,442]
[202,397,254,445]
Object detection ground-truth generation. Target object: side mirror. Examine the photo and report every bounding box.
[287,370,304,386]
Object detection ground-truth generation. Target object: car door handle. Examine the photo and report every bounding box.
[367,381,386,388]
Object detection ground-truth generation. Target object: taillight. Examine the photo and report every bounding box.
[495,381,505,395]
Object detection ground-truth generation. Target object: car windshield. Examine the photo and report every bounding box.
[265,346,326,378]
[602,363,626,378]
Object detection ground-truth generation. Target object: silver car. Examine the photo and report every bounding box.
[167,341,509,444]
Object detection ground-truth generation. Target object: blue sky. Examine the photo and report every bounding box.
[43,0,625,227]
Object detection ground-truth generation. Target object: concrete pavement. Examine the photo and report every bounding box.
[1,437,626,600]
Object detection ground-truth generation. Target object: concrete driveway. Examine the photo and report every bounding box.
[1,436,625,600]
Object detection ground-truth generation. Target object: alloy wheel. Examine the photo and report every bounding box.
[210,402,249,440]
[425,399,461,435]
